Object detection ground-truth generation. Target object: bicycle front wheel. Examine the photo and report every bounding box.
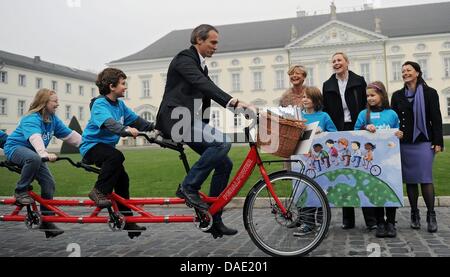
[243,171,330,257]
[370,165,381,176]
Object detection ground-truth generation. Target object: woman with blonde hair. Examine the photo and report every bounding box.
[279,65,307,107]
[3,89,81,238]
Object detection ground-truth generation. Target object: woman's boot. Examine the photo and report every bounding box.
[426,210,437,233]
[410,209,420,229]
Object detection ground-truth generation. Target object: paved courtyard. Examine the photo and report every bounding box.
[1,205,450,257]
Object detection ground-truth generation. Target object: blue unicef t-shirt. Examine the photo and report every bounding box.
[354,108,399,130]
[301,111,337,132]
[3,113,72,159]
[0,130,7,149]
[80,98,138,157]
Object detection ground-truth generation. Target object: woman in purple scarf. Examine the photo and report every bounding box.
[391,61,444,233]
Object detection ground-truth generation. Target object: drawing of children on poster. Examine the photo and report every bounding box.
[351,141,362,167]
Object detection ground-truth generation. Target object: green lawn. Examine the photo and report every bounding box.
[1,139,449,197]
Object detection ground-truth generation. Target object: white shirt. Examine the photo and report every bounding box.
[197,51,206,71]
[336,73,352,123]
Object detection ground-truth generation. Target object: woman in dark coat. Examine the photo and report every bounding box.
[322,52,376,230]
[391,61,444,233]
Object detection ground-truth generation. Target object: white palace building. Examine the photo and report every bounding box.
[0,51,97,151]
[110,2,450,143]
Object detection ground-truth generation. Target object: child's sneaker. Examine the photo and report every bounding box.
[293,224,314,237]
[88,188,112,208]
[14,191,35,205]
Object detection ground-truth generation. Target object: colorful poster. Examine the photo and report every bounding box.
[291,129,404,207]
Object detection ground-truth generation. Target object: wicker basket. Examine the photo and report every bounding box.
[257,112,305,158]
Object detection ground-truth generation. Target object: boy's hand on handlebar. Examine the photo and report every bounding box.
[126,127,140,138]
[47,153,58,162]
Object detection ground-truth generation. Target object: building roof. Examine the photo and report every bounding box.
[112,2,450,63]
[0,50,96,82]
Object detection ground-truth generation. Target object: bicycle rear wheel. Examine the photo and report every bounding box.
[243,171,330,257]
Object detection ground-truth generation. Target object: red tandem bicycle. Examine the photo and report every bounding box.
[0,116,330,257]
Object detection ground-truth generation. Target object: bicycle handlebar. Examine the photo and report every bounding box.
[136,132,184,153]
[41,157,100,174]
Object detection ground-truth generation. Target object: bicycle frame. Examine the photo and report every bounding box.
[0,133,289,225]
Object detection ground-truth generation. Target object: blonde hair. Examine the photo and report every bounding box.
[332,52,349,63]
[287,65,307,77]
[28,88,56,123]
[304,86,323,111]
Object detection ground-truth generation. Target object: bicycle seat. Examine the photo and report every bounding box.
[81,158,94,166]
[153,133,184,150]
[80,158,102,169]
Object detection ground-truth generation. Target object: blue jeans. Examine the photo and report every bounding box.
[182,122,233,221]
[9,146,56,215]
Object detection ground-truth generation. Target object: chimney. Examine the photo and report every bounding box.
[296,9,306,17]
[34,56,41,63]
[364,3,373,10]
[374,17,381,33]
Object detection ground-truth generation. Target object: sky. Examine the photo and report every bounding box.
[0,0,447,72]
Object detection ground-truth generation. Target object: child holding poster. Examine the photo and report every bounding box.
[291,86,336,236]
[355,81,403,238]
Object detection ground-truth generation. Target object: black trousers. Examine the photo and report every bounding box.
[375,207,397,225]
[341,122,377,227]
[83,143,132,215]
[342,207,377,227]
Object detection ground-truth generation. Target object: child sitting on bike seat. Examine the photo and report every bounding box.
[79,68,155,238]
[3,89,82,238]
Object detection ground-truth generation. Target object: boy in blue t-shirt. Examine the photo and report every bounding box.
[292,86,337,236]
[301,86,337,133]
[80,68,154,238]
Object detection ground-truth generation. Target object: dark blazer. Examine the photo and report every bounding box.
[156,46,232,138]
[322,71,367,131]
[391,85,444,147]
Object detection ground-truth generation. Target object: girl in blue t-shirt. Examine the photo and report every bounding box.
[3,89,81,238]
[292,86,337,237]
[354,81,403,239]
